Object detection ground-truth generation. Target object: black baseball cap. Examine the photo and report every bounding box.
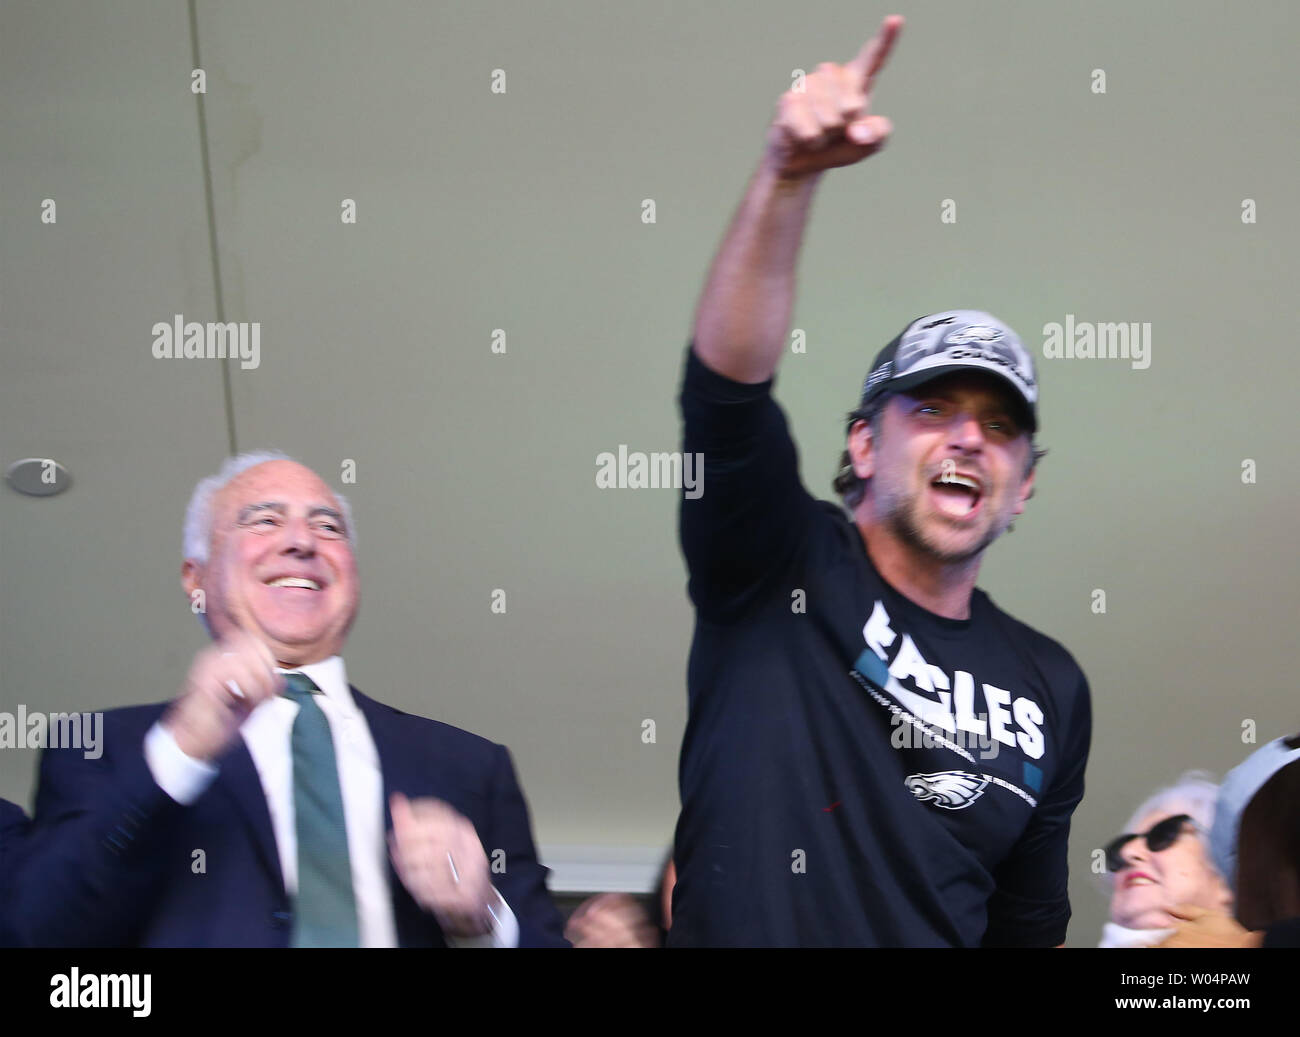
[854,310,1039,432]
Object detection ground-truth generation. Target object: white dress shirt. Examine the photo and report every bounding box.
[143,655,517,947]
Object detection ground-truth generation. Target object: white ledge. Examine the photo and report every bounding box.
[538,844,667,894]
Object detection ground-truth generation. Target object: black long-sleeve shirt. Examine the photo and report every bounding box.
[669,346,1092,947]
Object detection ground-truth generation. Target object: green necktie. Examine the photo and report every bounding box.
[281,672,359,948]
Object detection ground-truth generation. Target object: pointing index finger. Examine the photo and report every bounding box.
[848,14,904,90]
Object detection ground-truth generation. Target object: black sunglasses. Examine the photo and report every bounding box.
[1104,814,1195,873]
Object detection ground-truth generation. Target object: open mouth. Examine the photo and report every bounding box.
[1124,873,1157,889]
[929,471,983,519]
[263,576,323,591]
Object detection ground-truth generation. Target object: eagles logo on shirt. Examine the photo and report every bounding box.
[904,771,988,810]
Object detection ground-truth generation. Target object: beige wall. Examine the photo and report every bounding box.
[2,0,1297,942]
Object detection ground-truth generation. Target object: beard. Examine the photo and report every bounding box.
[876,475,1013,565]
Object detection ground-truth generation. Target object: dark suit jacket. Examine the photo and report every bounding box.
[0,799,30,948]
[11,689,567,947]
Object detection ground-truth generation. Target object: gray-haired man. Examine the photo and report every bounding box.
[14,453,566,947]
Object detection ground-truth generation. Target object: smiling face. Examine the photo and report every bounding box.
[850,372,1035,565]
[1109,809,1232,930]
[182,460,358,666]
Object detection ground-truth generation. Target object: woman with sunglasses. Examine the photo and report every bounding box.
[1156,734,1300,948]
[1098,772,1232,948]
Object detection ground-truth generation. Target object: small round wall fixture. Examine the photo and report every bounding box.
[5,458,72,497]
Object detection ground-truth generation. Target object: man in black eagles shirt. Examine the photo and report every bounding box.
[669,16,1092,947]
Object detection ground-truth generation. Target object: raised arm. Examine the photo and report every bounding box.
[691,15,903,384]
